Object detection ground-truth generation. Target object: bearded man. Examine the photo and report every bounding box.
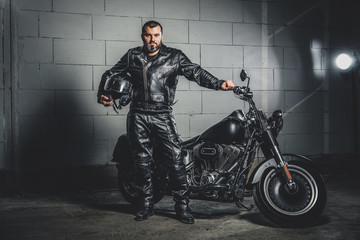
[97,20,234,224]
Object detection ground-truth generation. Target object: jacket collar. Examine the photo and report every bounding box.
[134,44,168,66]
[158,44,168,56]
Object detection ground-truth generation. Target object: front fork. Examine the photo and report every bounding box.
[262,129,297,190]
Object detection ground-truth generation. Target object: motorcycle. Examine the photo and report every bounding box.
[111,69,327,227]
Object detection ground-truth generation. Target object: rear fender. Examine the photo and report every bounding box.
[247,154,313,188]
[111,134,133,164]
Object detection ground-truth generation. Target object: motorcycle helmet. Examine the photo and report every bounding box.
[104,73,133,107]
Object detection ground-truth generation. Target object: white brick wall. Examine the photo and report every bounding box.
[18,11,38,37]
[274,69,325,91]
[201,45,243,67]
[233,23,273,46]
[11,0,353,168]
[189,21,232,45]
[200,0,242,22]
[19,63,40,89]
[106,0,153,17]
[93,65,111,89]
[53,0,104,15]
[233,68,273,91]
[154,0,199,20]
[202,91,243,114]
[106,41,141,65]
[40,12,92,39]
[251,90,285,113]
[190,114,225,137]
[244,1,263,24]
[173,115,190,138]
[173,91,202,114]
[18,38,52,63]
[93,16,141,41]
[40,64,93,90]
[274,25,325,48]
[54,39,105,65]
[18,0,52,11]
[244,46,283,69]
[167,43,200,64]
[284,47,322,69]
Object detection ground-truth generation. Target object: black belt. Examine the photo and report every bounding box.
[130,102,172,113]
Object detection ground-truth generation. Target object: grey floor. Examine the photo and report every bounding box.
[1,173,359,240]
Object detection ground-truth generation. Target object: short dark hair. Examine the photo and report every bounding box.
[142,20,163,34]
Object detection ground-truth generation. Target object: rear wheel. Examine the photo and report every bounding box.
[253,161,327,227]
[117,163,165,205]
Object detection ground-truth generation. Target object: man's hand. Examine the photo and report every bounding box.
[221,80,235,90]
[101,95,114,106]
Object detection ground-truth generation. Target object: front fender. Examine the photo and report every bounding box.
[247,154,313,188]
[111,134,132,163]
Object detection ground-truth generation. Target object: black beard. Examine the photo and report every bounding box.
[144,42,161,53]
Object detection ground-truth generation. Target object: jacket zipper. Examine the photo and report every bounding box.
[143,64,149,102]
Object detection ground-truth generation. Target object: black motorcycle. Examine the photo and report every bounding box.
[111,69,327,227]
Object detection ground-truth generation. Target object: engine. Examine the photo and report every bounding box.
[193,142,244,177]
[187,142,245,191]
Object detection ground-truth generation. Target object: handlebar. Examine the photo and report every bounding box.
[233,86,253,99]
[233,86,250,94]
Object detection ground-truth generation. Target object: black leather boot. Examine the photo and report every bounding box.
[175,200,194,224]
[134,206,154,221]
[135,198,154,221]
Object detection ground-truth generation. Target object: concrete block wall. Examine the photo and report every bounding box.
[1,0,10,170]
[0,5,4,169]
[9,0,355,170]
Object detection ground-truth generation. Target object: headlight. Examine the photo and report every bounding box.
[267,110,283,137]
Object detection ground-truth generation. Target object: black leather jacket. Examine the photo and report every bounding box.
[98,44,225,112]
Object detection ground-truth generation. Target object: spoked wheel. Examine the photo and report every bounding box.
[117,164,165,206]
[254,161,327,227]
[117,164,140,205]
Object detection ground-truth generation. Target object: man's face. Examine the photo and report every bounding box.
[142,25,163,55]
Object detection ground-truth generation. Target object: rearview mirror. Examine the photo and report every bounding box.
[240,69,248,81]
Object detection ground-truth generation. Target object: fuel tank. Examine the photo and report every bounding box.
[200,110,248,144]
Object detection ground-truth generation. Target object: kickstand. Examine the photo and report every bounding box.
[236,202,255,211]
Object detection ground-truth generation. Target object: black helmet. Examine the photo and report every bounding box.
[104,74,132,107]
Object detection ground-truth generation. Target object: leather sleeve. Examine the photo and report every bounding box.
[97,50,131,103]
[178,51,225,90]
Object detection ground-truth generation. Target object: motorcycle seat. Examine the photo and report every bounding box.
[181,135,201,150]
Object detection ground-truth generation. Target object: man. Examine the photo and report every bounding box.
[98,21,234,224]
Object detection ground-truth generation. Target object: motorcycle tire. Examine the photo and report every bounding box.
[116,164,165,205]
[253,161,327,227]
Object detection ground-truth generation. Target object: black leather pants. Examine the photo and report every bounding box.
[127,110,189,208]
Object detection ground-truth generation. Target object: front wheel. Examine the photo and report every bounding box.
[253,161,327,227]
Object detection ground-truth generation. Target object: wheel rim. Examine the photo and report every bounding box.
[121,180,138,197]
[263,165,318,216]
[119,170,138,198]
